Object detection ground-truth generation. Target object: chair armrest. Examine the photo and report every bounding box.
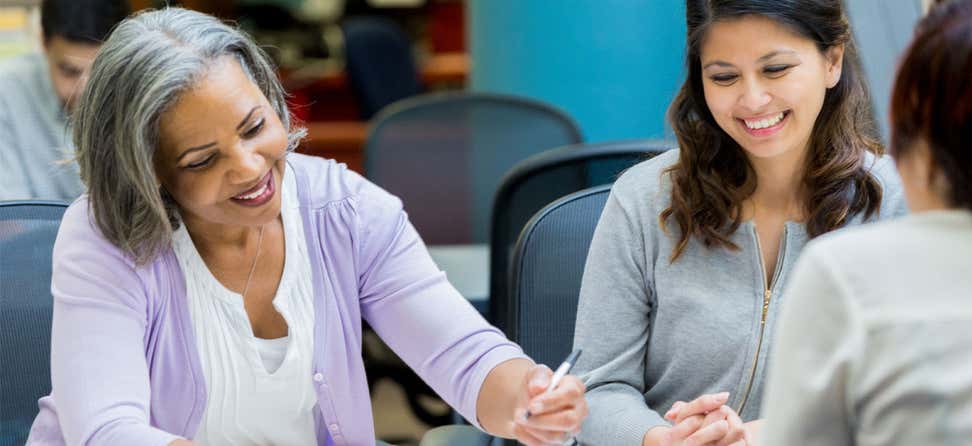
[419,425,494,446]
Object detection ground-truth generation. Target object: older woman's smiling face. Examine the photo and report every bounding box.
[154,56,289,231]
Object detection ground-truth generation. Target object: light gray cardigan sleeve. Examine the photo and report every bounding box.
[759,244,860,446]
[573,181,667,445]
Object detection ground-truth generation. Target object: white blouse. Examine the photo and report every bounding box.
[172,166,318,446]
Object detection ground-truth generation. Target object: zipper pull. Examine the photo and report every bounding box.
[761,289,771,324]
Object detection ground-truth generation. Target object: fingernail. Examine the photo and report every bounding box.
[531,376,550,389]
[716,392,730,401]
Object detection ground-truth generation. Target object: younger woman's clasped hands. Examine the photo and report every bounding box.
[659,393,759,446]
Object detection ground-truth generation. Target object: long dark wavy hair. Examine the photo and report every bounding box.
[660,0,883,261]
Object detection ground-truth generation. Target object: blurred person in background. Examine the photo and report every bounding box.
[0,0,129,201]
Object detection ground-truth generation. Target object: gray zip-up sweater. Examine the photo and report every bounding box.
[572,149,908,445]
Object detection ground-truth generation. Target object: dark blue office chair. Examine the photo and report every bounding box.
[343,16,422,119]
[489,140,672,331]
[365,92,583,245]
[0,201,68,446]
[478,185,613,446]
[508,185,611,367]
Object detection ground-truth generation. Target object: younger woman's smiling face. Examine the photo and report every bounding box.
[700,14,844,161]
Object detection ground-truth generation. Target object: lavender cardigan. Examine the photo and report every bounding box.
[27,154,525,446]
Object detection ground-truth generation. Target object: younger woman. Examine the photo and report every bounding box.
[572,1,907,444]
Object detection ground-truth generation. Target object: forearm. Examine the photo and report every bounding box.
[475,357,535,438]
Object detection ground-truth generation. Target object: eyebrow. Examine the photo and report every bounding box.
[702,50,799,70]
[175,106,261,163]
[236,106,260,132]
[56,61,82,72]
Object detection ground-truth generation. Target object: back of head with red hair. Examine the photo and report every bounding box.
[891,0,972,210]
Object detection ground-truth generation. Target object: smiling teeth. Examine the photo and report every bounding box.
[236,183,267,200]
[745,112,785,130]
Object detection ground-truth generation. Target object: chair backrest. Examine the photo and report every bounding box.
[343,15,422,119]
[365,92,583,244]
[489,140,671,329]
[0,201,68,444]
[507,185,610,367]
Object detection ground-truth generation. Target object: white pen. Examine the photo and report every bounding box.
[525,349,583,419]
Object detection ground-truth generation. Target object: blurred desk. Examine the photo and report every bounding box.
[288,52,469,171]
[416,52,470,86]
[283,52,468,95]
[317,52,469,88]
[297,121,368,172]
[427,244,489,315]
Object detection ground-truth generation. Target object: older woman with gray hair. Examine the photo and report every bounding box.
[25,8,587,446]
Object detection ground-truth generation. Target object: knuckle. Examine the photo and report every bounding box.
[538,431,560,443]
[685,415,702,429]
[575,379,587,392]
[563,411,579,426]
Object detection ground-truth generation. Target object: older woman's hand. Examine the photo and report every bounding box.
[512,364,588,446]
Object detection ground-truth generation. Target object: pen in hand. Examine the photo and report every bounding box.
[525,349,583,419]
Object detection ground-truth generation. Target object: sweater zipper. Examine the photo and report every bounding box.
[735,225,787,414]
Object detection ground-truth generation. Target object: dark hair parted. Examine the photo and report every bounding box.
[41,0,130,43]
[891,0,972,210]
[661,0,883,261]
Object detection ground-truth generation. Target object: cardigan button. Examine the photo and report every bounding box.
[313,373,324,382]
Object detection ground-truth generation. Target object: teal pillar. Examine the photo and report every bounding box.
[468,1,687,142]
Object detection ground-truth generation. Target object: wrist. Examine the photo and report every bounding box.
[642,425,670,446]
[744,418,764,442]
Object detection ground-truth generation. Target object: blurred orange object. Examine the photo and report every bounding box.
[297,121,368,172]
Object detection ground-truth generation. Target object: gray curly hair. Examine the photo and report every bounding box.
[75,7,305,265]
